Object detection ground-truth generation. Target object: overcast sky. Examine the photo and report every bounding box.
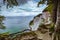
[0,0,47,16]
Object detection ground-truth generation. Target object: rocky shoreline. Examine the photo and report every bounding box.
[0,26,53,40]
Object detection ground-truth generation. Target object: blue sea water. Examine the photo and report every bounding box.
[0,16,34,34]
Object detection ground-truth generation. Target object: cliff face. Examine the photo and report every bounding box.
[29,14,43,31]
[29,12,51,31]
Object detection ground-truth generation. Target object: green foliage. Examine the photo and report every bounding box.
[3,0,18,8]
[0,15,6,29]
[37,0,46,7]
[49,23,55,33]
[11,31,37,40]
[23,31,35,35]
[48,23,55,37]
[18,31,37,39]
[44,4,54,13]
[0,15,5,22]
[0,25,6,29]
[37,0,54,7]
[47,0,54,4]
[37,0,54,14]
[0,32,9,38]
[29,20,34,26]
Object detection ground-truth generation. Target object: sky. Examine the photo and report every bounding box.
[0,0,47,16]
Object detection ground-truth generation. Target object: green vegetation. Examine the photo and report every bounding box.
[3,0,18,8]
[44,4,54,13]
[20,31,36,37]
[13,31,37,40]
[0,32,9,38]
[0,15,5,22]
[49,23,55,32]
[0,15,6,29]
[29,20,34,26]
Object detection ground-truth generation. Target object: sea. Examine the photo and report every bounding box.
[0,16,34,34]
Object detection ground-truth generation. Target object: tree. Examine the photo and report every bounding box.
[38,0,60,40]
[3,0,28,8]
[3,0,18,8]
[0,15,6,29]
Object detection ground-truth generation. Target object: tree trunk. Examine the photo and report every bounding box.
[51,0,58,24]
[56,0,60,31]
[53,0,60,40]
[51,5,57,24]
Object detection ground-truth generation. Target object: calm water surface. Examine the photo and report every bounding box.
[0,16,34,34]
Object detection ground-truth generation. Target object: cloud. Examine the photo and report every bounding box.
[0,0,46,16]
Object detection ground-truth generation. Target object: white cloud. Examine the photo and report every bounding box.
[0,0,46,16]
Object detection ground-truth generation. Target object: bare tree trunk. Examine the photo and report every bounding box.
[51,0,58,24]
[53,0,60,40]
[51,4,57,24]
[56,0,60,31]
